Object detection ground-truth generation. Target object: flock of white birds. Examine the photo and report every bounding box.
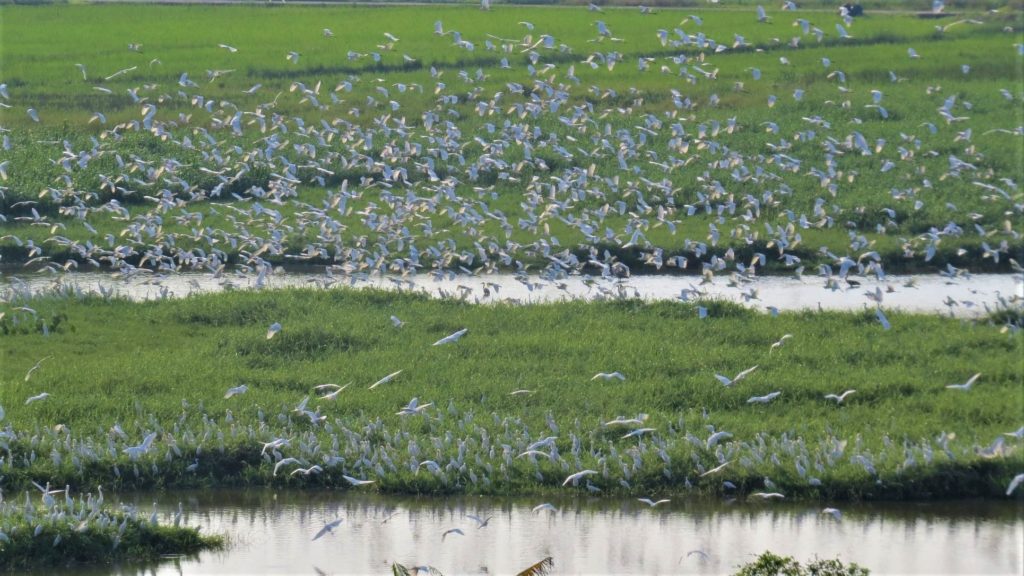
[0,0,1022,561]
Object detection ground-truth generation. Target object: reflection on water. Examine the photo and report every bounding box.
[2,270,1022,317]
[35,490,1024,575]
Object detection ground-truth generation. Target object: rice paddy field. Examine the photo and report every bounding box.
[1,1,1023,570]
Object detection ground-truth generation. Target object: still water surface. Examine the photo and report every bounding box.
[3,270,1021,317]
[39,490,1024,575]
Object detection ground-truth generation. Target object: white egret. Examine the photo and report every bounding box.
[946,373,981,391]
[266,322,282,339]
[369,370,402,389]
[25,392,51,405]
[562,469,598,486]
[342,475,376,487]
[825,390,857,403]
[532,503,557,513]
[1007,473,1024,496]
[715,365,759,387]
[821,507,842,520]
[591,371,625,381]
[312,518,343,541]
[224,385,248,399]
[24,356,52,382]
[747,391,782,404]
[442,527,465,540]
[699,460,732,478]
[637,497,670,507]
[466,514,492,528]
[769,334,793,353]
[433,328,468,345]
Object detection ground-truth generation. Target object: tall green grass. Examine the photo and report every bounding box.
[0,288,1020,498]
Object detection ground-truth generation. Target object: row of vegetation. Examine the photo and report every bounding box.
[0,287,1020,501]
[0,491,223,570]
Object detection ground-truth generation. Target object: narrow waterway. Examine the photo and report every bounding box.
[2,270,1021,318]
[33,490,1024,575]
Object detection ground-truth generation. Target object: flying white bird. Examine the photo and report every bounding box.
[369,370,402,389]
[342,475,376,487]
[946,373,981,391]
[24,356,52,382]
[821,507,842,520]
[715,365,759,387]
[266,322,282,339]
[562,470,598,486]
[637,497,671,507]
[824,390,857,404]
[442,527,465,540]
[466,514,492,528]
[769,334,793,353]
[1007,473,1024,496]
[747,391,782,404]
[433,328,468,346]
[532,503,558,513]
[312,518,343,541]
[591,371,625,381]
[25,392,51,405]
[224,384,248,399]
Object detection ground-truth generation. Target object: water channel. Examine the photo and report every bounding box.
[32,490,1024,575]
[2,270,1021,318]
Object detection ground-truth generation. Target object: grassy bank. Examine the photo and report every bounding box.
[0,287,1021,499]
[0,3,1021,276]
[0,493,223,570]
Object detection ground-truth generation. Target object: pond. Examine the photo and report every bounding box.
[2,269,1021,318]
[32,490,1024,575]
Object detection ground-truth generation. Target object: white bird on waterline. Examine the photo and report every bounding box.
[342,474,376,487]
[369,370,402,390]
[946,373,981,391]
[637,497,671,507]
[715,365,759,387]
[433,328,468,345]
[825,390,857,403]
[1006,473,1024,496]
[562,470,598,486]
[224,384,248,399]
[822,507,843,520]
[750,492,786,500]
[266,322,282,339]
[25,392,51,405]
[591,371,625,381]
[312,518,343,541]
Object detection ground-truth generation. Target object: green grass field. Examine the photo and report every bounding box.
[0,4,1022,275]
[0,288,1020,499]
